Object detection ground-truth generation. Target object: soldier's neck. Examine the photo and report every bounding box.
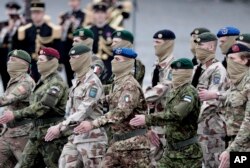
[96,21,107,28]
[33,20,45,27]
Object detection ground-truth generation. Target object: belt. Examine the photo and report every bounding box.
[7,120,32,128]
[33,117,63,127]
[113,128,147,142]
[170,136,198,150]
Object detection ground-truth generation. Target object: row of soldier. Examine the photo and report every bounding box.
[1,1,250,168]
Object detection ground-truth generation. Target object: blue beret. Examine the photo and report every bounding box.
[113,48,137,59]
[217,26,240,38]
[153,29,176,40]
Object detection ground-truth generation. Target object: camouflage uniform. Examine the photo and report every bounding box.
[144,54,174,161]
[219,71,250,152]
[196,59,228,168]
[0,74,35,168]
[13,72,68,168]
[91,74,151,168]
[145,83,202,168]
[59,69,107,168]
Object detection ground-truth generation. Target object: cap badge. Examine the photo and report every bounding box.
[117,32,121,36]
[221,28,228,35]
[71,50,76,54]
[158,33,163,39]
[116,48,122,54]
[79,31,84,36]
[13,50,18,55]
[232,45,240,52]
[239,36,244,40]
[195,30,199,34]
[176,62,181,68]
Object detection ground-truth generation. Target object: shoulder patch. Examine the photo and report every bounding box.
[18,23,32,40]
[89,87,98,98]
[183,95,192,103]
[49,86,60,95]
[213,74,221,84]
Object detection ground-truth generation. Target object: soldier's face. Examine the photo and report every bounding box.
[37,55,48,63]
[112,38,122,47]
[93,11,107,24]
[228,53,247,65]
[219,36,228,46]
[31,10,45,23]
[153,39,165,47]
[196,42,211,50]
[6,8,18,17]
[73,37,83,46]
[68,0,81,10]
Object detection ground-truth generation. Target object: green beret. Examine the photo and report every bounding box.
[194,32,217,43]
[8,49,31,63]
[69,45,91,56]
[236,34,250,44]
[73,28,94,39]
[190,27,210,36]
[112,30,134,43]
[171,58,193,69]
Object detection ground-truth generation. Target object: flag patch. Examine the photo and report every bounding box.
[183,95,192,102]
[89,87,97,98]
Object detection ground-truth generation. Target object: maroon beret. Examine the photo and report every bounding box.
[39,47,60,59]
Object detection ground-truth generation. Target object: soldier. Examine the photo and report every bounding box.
[73,48,151,168]
[144,29,175,163]
[0,47,68,168]
[193,32,228,168]
[44,45,107,168]
[72,28,105,79]
[0,2,26,90]
[217,26,240,68]
[190,27,210,66]
[190,27,210,88]
[90,2,116,83]
[199,44,250,168]
[111,30,145,86]
[0,50,35,168]
[16,0,61,82]
[130,58,203,168]
[236,33,250,48]
[59,0,86,87]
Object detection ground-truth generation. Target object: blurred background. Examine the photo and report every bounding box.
[0,0,250,90]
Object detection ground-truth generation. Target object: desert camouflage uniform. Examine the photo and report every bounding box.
[59,69,107,168]
[219,71,250,152]
[145,83,202,168]
[196,59,228,168]
[144,55,174,162]
[0,74,35,168]
[13,72,68,168]
[91,73,151,168]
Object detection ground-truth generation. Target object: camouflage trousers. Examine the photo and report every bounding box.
[59,140,107,168]
[102,145,151,168]
[158,143,202,168]
[18,138,66,168]
[198,134,225,168]
[0,135,28,168]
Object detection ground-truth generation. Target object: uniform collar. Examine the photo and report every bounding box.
[154,54,174,69]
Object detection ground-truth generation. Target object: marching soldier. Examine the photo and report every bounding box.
[217,26,240,68]
[45,45,107,168]
[73,48,151,167]
[193,32,228,168]
[190,27,210,66]
[0,50,35,168]
[0,47,69,168]
[111,30,145,86]
[0,2,26,90]
[59,0,86,87]
[144,30,175,163]
[130,58,203,168]
[16,0,61,82]
[90,2,116,83]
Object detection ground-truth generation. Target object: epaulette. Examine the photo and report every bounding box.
[18,23,32,40]
[47,22,62,39]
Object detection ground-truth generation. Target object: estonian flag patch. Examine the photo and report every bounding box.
[183,95,192,103]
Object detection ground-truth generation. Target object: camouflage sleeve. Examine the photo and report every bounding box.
[92,81,140,128]
[144,83,171,102]
[145,88,196,126]
[13,82,66,120]
[0,81,33,107]
[226,83,250,152]
[63,84,102,126]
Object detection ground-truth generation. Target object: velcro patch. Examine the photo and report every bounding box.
[183,95,192,103]
[17,86,26,94]
[89,87,98,98]
[213,74,221,84]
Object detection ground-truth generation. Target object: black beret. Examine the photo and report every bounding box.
[92,2,108,12]
[153,29,176,40]
[226,43,250,56]
[6,2,21,10]
[190,27,210,36]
